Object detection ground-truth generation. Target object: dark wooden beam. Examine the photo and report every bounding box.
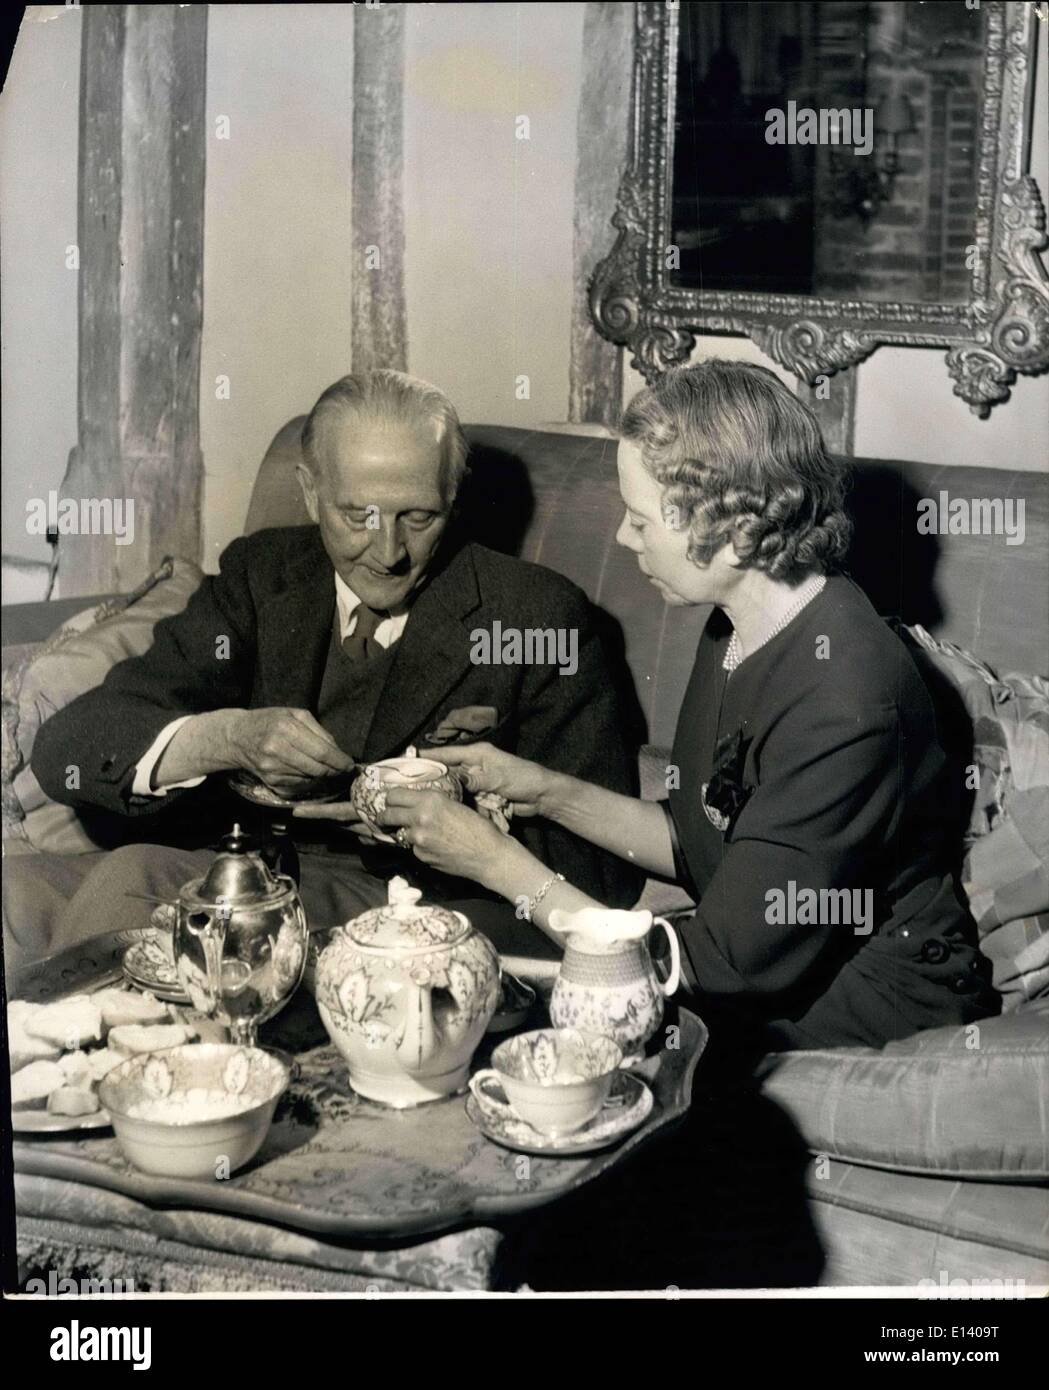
[797,369,857,457]
[569,1,633,426]
[60,3,206,596]
[351,2,407,374]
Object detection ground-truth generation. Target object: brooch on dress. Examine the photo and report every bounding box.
[701,727,753,835]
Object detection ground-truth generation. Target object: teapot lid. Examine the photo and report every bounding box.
[192,824,287,905]
[346,877,467,950]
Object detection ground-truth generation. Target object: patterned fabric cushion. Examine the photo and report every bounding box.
[758,1000,1049,1182]
[1,558,204,853]
[904,625,1049,1009]
[16,1174,502,1292]
[963,789,1049,1007]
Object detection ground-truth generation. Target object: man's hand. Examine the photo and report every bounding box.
[224,708,356,795]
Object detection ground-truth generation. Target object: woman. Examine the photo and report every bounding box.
[367,360,996,1051]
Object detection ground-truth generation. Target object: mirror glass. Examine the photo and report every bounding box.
[670,0,987,302]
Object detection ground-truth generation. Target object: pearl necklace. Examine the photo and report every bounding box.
[723,574,827,673]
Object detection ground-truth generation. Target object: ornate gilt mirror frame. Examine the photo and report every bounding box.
[590,0,1049,416]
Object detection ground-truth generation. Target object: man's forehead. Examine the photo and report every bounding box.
[320,421,445,494]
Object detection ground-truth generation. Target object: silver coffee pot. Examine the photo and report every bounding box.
[173,824,308,1045]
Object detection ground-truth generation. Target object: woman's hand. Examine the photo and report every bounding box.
[377,789,510,885]
[436,742,555,818]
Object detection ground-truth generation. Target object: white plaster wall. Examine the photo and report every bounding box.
[199,2,354,570]
[403,0,584,426]
[0,6,81,572]
[3,3,1044,595]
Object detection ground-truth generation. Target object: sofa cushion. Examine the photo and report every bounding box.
[1,557,204,852]
[804,1159,1049,1286]
[757,1000,1049,1182]
[903,624,1049,1008]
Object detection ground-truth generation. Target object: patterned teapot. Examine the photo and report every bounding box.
[315,878,500,1108]
[548,907,681,1064]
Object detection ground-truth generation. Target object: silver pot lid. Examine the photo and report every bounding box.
[189,824,288,906]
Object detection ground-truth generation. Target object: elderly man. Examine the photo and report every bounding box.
[14,371,640,966]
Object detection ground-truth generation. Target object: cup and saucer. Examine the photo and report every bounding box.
[466,1027,653,1157]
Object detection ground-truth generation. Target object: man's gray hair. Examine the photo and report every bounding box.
[302,370,469,499]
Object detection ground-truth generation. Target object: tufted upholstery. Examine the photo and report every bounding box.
[247,419,1049,748]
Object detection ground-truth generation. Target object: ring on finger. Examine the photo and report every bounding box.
[394,828,412,850]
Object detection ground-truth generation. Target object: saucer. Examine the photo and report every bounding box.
[122,927,190,1005]
[465,1069,653,1156]
[228,772,351,811]
[486,971,536,1033]
[13,1108,112,1136]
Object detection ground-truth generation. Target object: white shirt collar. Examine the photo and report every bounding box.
[333,572,410,647]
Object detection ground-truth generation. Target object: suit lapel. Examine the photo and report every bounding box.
[254,531,336,708]
[364,545,483,759]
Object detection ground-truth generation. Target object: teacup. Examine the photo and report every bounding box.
[469,1027,623,1136]
[349,756,463,842]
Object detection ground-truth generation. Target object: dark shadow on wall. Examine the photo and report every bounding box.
[842,459,945,633]
[842,459,975,853]
[452,443,536,558]
[453,441,649,757]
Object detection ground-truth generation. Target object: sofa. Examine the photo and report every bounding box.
[3,419,1047,1290]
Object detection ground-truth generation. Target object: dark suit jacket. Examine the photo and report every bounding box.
[33,527,642,908]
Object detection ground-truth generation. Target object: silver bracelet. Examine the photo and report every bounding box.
[525,872,565,922]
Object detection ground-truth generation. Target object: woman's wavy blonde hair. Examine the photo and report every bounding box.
[619,359,852,582]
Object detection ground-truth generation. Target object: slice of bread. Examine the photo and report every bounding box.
[8,1004,62,1071]
[24,995,104,1050]
[48,1085,101,1117]
[93,988,171,1031]
[8,1000,40,1027]
[12,1059,65,1111]
[57,1050,93,1088]
[108,1022,196,1056]
[86,1048,126,1083]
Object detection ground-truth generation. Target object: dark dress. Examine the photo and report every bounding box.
[667,574,997,1050]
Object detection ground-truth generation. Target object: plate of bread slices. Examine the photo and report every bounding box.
[8,987,201,1133]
